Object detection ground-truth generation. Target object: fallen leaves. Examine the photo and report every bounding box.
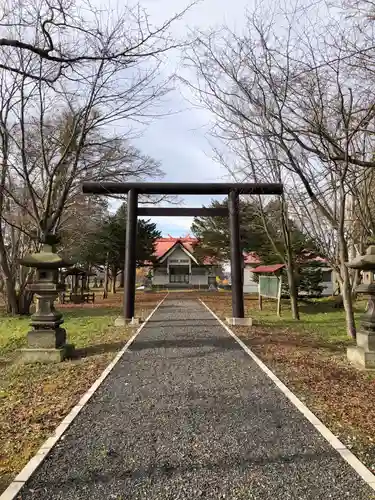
[202,293,375,475]
[0,293,163,494]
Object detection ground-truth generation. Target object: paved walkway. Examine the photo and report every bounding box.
[19,299,374,499]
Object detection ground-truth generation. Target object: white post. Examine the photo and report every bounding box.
[277,276,282,317]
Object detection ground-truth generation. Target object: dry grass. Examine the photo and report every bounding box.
[0,291,165,494]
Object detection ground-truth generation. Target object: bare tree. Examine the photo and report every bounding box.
[183,2,375,336]
[0,55,34,313]
[0,0,186,313]
[0,0,193,82]
[213,129,301,319]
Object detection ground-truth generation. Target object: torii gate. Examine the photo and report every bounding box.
[82,182,283,321]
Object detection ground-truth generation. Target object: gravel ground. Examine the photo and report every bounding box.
[18,299,375,499]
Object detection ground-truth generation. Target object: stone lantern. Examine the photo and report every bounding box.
[346,245,375,369]
[208,274,217,291]
[144,270,153,293]
[19,239,73,363]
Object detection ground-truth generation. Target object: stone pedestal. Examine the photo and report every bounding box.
[226,317,253,326]
[347,313,375,368]
[346,247,375,370]
[347,346,375,369]
[19,286,69,363]
[26,326,66,348]
[19,347,67,363]
[114,316,141,327]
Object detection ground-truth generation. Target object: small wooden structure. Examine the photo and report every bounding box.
[252,264,285,316]
[61,267,96,304]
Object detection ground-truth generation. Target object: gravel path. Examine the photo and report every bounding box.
[19,299,374,499]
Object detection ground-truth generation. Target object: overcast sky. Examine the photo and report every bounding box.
[126,0,251,237]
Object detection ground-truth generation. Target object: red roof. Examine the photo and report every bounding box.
[297,250,328,264]
[252,264,285,273]
[202,255,219,265]
[154,235,198,258]
[153,241,327,268]
[153,235,220,266]
[310,256,328,263]
[244,252,261,264]
[244,251,328,266]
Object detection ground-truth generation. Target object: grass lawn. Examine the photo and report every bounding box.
[0,291,165,494]
[200,293,375,476]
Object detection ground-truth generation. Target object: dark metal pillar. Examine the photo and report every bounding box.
[123,188,138,319]
[229,190,244,318]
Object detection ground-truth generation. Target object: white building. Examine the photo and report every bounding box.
[151,236,219,289]
[242,252,337,296]
[243,252,261,294]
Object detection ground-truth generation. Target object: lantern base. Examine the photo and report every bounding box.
[18,346,67,364]
[114,316,141,327]
[226,317,253,326]
[27,327,66,349]
[347,346,375,369]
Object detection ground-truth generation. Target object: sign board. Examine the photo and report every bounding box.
[259,276,280,298]
[258,275,282,316]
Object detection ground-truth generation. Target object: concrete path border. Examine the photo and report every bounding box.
[200,299,375,493]
[0,295,168,500]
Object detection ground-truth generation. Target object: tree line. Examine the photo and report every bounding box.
[67,203,160,296]
[192,197,324,314]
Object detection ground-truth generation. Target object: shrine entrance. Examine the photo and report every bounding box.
[82,182,283,320]
[169,266,190,285]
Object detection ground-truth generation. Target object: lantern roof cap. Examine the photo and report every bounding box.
[346,246,375,270]
[20,244,67,269]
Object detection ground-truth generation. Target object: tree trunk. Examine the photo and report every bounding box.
[16,290,34,315]
[281,195,300,320]
[5,280,18,314]
[339,274,356,338]
[103,258,109,299]
[351,268,361,299]
[111,268,117,294]
[331,178,355,336]
[1,235,35,316]
[338,241,356,338]
[120,270,124,288]
[0,234,19,314]
[286,262,300,320]
[4,286,34,315]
